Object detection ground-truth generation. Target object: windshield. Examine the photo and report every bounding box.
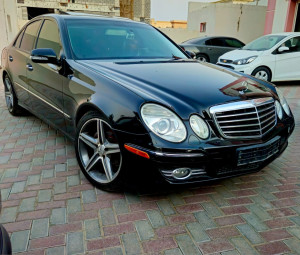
[66,19,187,60]
[243,35,286,51]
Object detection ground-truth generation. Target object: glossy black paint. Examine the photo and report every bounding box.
[1,14,294,185]
[180,36,245,63]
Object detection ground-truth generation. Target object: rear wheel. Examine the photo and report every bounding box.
[3,75,24,115]
[75,111,124,191]
[196,54,209,63]
[252,67,271,82]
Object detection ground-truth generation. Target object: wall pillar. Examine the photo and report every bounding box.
[284,0,298,32]
[264,0,276,35]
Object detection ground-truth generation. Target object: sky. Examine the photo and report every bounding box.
[151,0,218,21]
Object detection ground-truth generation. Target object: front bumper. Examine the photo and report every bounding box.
[216,62,255,75]
[123,118,294,184]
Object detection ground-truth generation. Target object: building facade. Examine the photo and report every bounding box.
[150,19,187,29]
[264,0,300,34]
[187,1,267,43]
[0,0,150,52]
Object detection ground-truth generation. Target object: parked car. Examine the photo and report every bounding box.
[180,36,245,63]
[1,13,294,190]
[0,193,12,255]
[217,33,300,82]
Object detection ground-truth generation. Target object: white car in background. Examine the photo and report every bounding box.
[217,33,300,82]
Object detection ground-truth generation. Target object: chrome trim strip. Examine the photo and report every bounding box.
[14,82,71,119]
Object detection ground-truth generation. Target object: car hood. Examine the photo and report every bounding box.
[79,59,275,119]
[219,49,264,61]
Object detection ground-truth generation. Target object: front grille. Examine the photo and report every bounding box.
[237,136,280,166]
[210,98,276,139]
[217,63,234,70]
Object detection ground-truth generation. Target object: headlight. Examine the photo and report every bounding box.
[141,103,187,143]
[276,88,291,116]
[233,56,257,65]
[275,100,283,120]
[190,115,209,139]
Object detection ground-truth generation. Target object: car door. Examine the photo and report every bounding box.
[27,18,66,131]
[7,20,42,107]
[205,38,232,63]
[274,36,300,81]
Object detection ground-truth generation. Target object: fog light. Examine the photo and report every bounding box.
[172,168,191,179]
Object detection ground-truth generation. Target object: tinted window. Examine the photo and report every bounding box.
[14,29,24,48]
[36,20,62,56]
[205,40,212,46]
[224,38,244,48]
[20,20,42,52]
[280,36,300,53]
[210,38,225,47]
[66,19,187,60]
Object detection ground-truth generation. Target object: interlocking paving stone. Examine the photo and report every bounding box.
[100,208,116,226]
[236,224,264,244]
[176,234,202,255]
[10,181,26,193]
[113,199,129,214]
[31,218,49,239]
[194,211,217,229]
[84,219,101,240]
[38,189,52,202]
[135,220,155,241]
[54,182,67,194]
[186,222,210,242]
[164,248,183,255]
[157,200,176,215]
[11,230,30,253]
[105,247,124,255]
[67,198,82,214]
[146,209,167,228]
[82,189,97,204]
[46,246,65,255]
[230,237,259,255]
[0,206,18,223]
[121,232,142,255]
[67,231,84,255]
[19,197,36,212]
[50,208,67,225]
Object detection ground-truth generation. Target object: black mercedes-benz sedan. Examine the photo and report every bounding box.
[1,13,294,190]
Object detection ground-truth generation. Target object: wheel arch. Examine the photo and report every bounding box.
[75,103,106,127]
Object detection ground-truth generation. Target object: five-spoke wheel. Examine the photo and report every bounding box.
[76,112,123,190]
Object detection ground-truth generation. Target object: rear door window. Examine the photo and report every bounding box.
[36,20,62,57]
[210,38,225,47]
[20,20,42,52]
[224,38,244,48]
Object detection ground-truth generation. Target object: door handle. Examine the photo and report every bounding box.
[208,48,212,51]
[26,64,33,71]
[9,56,13,62]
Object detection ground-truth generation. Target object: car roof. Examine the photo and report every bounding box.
[38,13,144,25]
[183,36,241,43]
[264,32,300,36]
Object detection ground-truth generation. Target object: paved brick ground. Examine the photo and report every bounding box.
[0,84,300,255]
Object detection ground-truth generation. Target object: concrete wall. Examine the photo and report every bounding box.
[159,28,200,44]
[272,0,289,33]
[187,2,267,43]
[0,0,19,54]
[214,4,267,43]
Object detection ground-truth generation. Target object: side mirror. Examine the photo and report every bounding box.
[185,50,196,59]
[278,46,289,53]
[30,48,59,65]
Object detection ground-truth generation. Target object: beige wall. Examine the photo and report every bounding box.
[188,2,266,43]
[272,0,289,33]
[159,28,200,44]
[0,0,19,53]
[215,4,266,43]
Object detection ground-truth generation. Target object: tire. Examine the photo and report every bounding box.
[251,67,271,82]
[196,54,209,63]
[75,111,124,191]
[3,74,25,116]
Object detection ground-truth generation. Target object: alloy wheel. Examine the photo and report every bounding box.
[4,77,14,112]
[254,70,268,81]
[78,118,122,184]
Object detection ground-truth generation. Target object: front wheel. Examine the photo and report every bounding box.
[251,67,271,82]
[75,111,124,191]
